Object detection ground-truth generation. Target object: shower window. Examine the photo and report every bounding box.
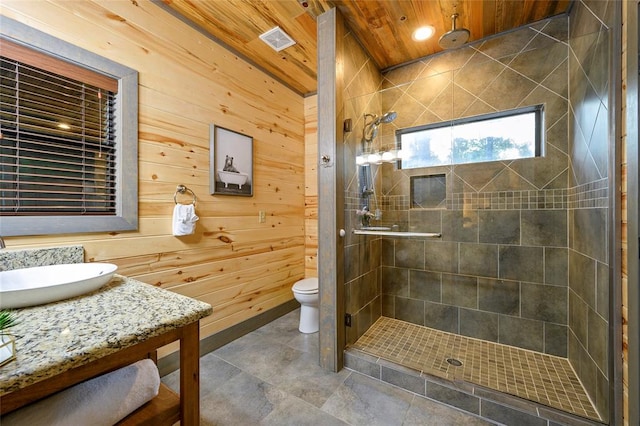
[0,19,138,237]
[397,105,543,169]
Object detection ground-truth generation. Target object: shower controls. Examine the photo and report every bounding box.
[343,118,352,133]
[345,313,352,327]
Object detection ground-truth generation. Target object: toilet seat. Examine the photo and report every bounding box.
[292,277,318,294]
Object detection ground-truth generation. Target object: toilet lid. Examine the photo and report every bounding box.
[293,277,318,293]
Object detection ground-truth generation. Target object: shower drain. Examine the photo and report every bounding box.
[446,358,463,367]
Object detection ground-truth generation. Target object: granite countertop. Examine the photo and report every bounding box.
[0,275,212,396]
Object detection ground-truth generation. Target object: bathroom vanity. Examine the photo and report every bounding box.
[0,275,212,425]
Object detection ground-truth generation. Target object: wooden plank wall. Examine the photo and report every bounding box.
[304,95,318,277]
[0,0,306,347]
[621,2,630,422]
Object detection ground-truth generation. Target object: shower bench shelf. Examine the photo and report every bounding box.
[353,229,441,238]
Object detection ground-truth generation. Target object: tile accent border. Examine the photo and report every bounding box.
[380,189,569,211]
[352,178,607,213]
[567,179,609,209]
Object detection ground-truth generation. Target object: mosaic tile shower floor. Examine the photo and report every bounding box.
[351,317,600,421]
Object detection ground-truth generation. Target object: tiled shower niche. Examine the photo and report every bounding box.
[410,174,446,209]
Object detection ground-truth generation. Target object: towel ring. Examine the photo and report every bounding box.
[174,184,197,205]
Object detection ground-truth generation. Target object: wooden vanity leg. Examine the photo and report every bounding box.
[180,321,200,425]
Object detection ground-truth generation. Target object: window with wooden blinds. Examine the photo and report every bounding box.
[0,17,138,237]
[0,55,118,216]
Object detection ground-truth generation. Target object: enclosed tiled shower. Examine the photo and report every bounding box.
[319,1,615,424]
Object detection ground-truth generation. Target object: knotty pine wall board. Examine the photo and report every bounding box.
[1,0,307,349]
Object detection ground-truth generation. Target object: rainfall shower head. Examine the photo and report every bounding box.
[438,13,470,50]
[363,111,397,142]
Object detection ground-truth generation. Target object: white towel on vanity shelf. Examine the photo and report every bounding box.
[1,359,161,426]
[172,203,199,236]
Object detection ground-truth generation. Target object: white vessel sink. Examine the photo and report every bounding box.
[0,263,117,309]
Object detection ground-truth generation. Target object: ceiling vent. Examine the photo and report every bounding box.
[259,26,296,52]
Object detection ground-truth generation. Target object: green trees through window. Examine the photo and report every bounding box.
[398,105,542,169]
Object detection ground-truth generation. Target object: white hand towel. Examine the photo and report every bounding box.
[2,359,161,426]
[172,203,199,236]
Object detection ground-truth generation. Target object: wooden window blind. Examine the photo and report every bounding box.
[0,41,119,216]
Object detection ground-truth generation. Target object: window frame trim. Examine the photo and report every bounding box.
[396,104,544,169]
[0,16,138,237]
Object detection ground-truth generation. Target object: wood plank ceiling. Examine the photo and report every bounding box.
[161,0,572,96]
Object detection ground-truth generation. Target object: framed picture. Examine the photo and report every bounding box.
[209,124,253,196]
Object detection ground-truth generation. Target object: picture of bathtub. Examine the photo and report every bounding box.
[210,124,253,196]
[217,170,249,189]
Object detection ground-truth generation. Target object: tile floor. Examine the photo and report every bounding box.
[162,309,494,425]
[351,317,600,421]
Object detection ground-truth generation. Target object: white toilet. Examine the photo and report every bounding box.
[292,277,319,333]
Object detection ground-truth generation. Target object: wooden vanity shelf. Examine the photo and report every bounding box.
[0,276,211,426]
[116,383,180,426]
[1,322,199,425]
[1,316,203,426]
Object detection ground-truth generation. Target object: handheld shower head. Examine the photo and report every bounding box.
[377,111,397,124]
[363,111,398,142]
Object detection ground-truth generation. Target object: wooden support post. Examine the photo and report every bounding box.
[179,321,200,425]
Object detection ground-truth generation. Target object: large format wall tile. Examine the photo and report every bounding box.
[478,211,520,245]
[521,283,568,324]
[498,315,544,352]
[409,270,442,303]
[498,246,544,282]
[459,243,499,278]
[442,274,478,309]
[477,278,520,316]
[521,210,568,247]
[545,324,568,357]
